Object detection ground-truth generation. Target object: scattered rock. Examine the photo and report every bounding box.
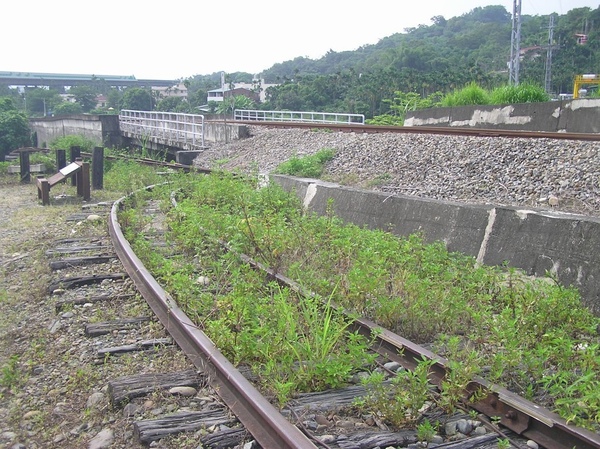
[86,392,105,408]
[88,428,114,449]
[168,386,197,397]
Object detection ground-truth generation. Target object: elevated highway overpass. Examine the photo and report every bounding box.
[0,71,176,89]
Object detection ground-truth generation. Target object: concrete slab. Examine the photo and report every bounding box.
[271,174,600,315]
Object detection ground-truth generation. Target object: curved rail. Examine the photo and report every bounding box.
[108,191,317,449]
[109,175,600,449]
[246,257,600,449]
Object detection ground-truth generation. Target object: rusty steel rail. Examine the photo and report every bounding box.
[108,193,317,449]
[241,256,600,449]
[234,120,600,141]
[111,183,600,449]
[356,316,600,449]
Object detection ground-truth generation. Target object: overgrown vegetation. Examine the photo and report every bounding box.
[441,82,550,106]
[274,148,335,178]
[119,172,600,431]
[49,135,97,153]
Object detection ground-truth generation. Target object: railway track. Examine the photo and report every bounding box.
[232,121,600,141]
[2,125,599,447]
[109,176,599,448]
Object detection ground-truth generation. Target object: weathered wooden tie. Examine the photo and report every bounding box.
[97,338,172,357]
[85,317,151,337]
[48,273,127,293]
[46,245,110,256]
[133,409,236,444]
[199,428,249,448]
[108,369,204,405]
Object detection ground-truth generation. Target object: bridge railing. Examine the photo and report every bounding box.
[233,109,364,125]
[119,110,205,148]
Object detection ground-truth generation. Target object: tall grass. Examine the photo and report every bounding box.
[441,82,549,106]
[121,173,600,430]
[441,82,490,106]
[274,148,335,178]
[490,83,550,104]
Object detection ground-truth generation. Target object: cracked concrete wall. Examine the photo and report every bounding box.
[404,99,600,133]
[271,174,600,316]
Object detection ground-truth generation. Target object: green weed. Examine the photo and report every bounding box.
[274,148,335,178]
[0,355,21,390]
[118,172,600,430]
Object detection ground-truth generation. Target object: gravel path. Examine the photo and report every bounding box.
[193,126,600,217]
[0,182,192,449]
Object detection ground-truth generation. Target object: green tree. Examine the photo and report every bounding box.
[216,95,256,114]
[156,96,189,112]
[68,86,97,112]
[107,89,122,110]
[0,97,31,159]
[120,87,153,111]
[53,102,83,116]
[24,88,62,117]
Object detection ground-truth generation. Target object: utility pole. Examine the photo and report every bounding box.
[544,14,559,95]
[509,0,522,85]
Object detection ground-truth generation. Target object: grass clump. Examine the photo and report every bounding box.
[441,82,490,106]
[441,82,550,107]
[119,173,600,430]
[490,83,550,104]
[103,159,167,195]
[274,148,335,178]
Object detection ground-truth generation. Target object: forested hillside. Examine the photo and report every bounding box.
[187,4,599,119]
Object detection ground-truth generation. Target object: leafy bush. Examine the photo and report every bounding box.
[274,148,335,178]
[50,135,97,152]
[0,98,31,160]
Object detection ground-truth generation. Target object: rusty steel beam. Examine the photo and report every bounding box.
[239,251,600,449]
[235,121,600,141]
[108,197,317,449]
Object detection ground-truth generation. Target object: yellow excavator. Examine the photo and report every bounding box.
[573,74,600,98]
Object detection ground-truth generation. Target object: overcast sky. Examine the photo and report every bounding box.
[2,0,597,80]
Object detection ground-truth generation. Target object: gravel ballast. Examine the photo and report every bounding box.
[193,126,600,217]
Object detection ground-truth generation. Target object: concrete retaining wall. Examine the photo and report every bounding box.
[30,115,121,148]
[270,174,600,316]
[29,115,248,153]
[404,98,600,133]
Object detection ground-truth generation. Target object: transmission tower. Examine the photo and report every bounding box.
[544,15,557,94]
[509,0,522,85]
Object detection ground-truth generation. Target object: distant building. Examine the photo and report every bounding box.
[95,94,108,108]
[575,34,588,45]
[207,86,258,103]
[60,93,76,103]
[207,76,279,103]
[152,82,188,99]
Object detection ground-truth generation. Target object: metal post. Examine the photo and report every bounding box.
[92,146,104,190]
[509,0,522,85]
